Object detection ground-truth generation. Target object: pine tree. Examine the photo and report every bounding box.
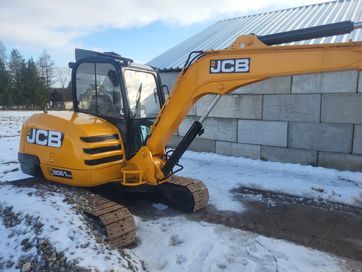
[0,46,52,107]
[0,41,11,106]
[8,49,26,105]
[25,58,48,106]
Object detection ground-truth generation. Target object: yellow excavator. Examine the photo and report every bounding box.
[18,21,362,247]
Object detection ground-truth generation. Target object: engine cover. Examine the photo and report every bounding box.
[19,111,125,186]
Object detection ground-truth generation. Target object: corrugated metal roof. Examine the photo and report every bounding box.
[147,0,362,71]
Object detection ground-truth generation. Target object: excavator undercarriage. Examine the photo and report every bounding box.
[85,176,209,248]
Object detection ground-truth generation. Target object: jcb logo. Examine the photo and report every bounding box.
[26,128,63,148]
[210,58,250,74]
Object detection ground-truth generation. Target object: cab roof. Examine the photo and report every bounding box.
[74,48,154,71]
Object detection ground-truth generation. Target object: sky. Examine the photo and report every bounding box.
[0,0,330,74]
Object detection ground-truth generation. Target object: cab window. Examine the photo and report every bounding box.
[123,69,159,119]
[75,62,124,118]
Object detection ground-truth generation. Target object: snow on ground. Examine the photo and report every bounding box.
[180,151,362,211]
[134,215,350,272]
[0,137,29,182]
[0,184,350,272]
[0,111,35,138]
[0,185,143,271]
[0,110,360,271]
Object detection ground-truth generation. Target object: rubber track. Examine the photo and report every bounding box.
[169,176,209,212]
[84,195,136,248]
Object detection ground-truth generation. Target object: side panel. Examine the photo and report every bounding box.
[19,111,127,187]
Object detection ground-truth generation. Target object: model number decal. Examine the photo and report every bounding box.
[26,128,63,148]
[48,168,72,179]
[210,58,250,74]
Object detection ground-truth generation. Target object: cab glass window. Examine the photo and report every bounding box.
[76,62,124,118]
[123,69,159,119]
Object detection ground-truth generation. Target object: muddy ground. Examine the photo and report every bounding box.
[9,178,362,270]
[89,182,362,263]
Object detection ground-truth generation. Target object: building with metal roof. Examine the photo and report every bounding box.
[147,0,362,71]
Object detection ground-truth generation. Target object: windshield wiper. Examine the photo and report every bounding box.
[132,83,142,119]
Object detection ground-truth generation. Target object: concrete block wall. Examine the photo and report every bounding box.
[160,71,362,172]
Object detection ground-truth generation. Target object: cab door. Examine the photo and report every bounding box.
[122,68,163,157]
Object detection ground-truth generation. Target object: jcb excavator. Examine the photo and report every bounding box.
[18,21,362,247]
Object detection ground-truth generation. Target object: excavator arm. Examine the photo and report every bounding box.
[128,21,362,184]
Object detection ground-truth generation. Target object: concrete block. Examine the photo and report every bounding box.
[179,116,237,142]
[359,72,362,93]
[234,76,291,94]
[168,135,215,153]
[168,135,181,148]
[159,72,179,91]
[216,141,260,159]
[292,71,358,93]
[159,71,196,115]
[318,152,362,172]
[238,120,288,147]
[196,94,262,119]
[289,122,353,153]
[263,94,320,122]
[321,94,362,124]
[353,125,362,155]
[261,146,317,165]
[187,104,197,116]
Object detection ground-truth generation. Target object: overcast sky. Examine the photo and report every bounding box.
[0,0,330,67]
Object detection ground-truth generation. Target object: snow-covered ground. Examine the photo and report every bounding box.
[134,213,351,272]
[180,151,362,212]
[0,185,143,271]
[0,111,361,271]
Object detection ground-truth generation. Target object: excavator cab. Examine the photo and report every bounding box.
[70,49,165,159]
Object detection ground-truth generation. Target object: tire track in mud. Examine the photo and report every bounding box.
[185,195,362,264]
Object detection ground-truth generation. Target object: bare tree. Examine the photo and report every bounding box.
[55,66,71,88]
[37,49,55,89]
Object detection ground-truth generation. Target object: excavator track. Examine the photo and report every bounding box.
[82,177,209,248]
[84,195,136,248]
[156,176,209,212]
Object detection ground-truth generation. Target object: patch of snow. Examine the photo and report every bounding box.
[0,185,143,270]
[0,111,36,182]
[179,151,362,210]
[0,137,30,182]
[0,111,37,138]
[134,216,348,272]
[152,203,169,211]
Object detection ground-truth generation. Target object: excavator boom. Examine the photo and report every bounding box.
[148,41,362,153]
[128,21,362,181]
